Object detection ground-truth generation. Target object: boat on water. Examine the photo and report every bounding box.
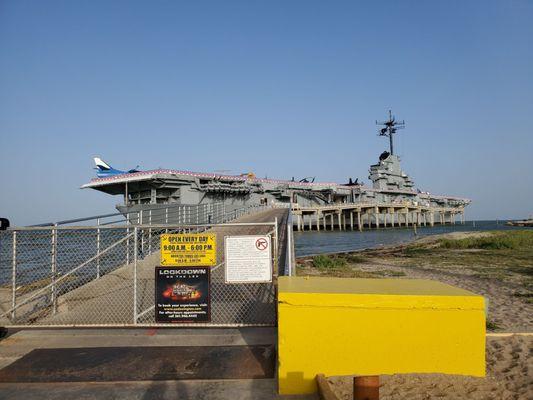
[82,112,471,224]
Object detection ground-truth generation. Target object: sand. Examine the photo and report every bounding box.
[297,231,533,332]
[297,231,533,398]
[328,335,532,400]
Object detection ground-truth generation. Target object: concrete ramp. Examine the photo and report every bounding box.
[38,208,288,326]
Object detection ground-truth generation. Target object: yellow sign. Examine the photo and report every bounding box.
[160,233,217,266]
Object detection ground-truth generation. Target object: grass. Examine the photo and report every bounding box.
[306,253,406,279]
[342,254,367,264]
[403,246,432,257]
[398,231,533,284]
[312,252,367,269]
[312,254,347,269]
[438,230,533,250]
[486,320,501,331]
[304,231,533,290]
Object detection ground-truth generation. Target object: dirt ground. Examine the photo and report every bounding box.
[296,230,533,399]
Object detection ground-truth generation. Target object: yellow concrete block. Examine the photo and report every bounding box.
[278,277,485,395]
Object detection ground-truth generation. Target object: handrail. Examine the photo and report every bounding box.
[24,201,240,228]
[1,231,135,319]
[30,212,125,227]
[11,202,271,235]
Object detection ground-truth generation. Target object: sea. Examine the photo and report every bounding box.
[1,220,531,287]
[294,220,532,257]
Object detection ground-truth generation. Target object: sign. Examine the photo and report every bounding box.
[160,233,217,266]
[155,266,210,323]
[225,235,272,283]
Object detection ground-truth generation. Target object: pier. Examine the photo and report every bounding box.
[0,207,290,328]
[0,206,294,399]
[291,202,466,231]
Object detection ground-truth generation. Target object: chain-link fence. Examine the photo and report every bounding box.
[0,210,286,327]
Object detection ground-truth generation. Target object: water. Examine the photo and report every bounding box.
[294,220,532,257]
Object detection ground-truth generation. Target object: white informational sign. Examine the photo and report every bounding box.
[225,235,272,283]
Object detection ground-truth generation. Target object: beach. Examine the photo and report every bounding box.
[328,335,532,400]
[296,230,533,399]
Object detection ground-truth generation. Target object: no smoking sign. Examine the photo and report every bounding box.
[255,238,269,250]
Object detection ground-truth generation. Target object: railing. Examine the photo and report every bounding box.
[0,222,280,327]
[28,202,270,228]
[0,203,278,327]
[292,201,466,212]
[31,212,127,227]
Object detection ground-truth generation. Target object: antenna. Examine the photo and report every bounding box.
[375,109,405,155]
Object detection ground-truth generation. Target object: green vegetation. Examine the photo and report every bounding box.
[301,231,532,289]
[486,320,501,331]
[403,246,432,257]
[342,254,367,264]
[438,230,533,250]
[398,231,533,284]
[297,231,532,332]
[304,253,402,279]
[312,254,347,269]
[311,253,368,269]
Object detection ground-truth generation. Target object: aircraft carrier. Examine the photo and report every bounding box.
[82,112,470,229]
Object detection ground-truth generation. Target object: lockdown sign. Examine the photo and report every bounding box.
[155,266,210,323]
[225,235,272,283]
[160,233,217,266]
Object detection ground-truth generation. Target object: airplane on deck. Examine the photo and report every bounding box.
[93,157,140,178]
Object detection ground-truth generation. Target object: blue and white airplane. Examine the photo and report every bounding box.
[94,157,140,178]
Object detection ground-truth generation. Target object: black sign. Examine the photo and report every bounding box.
[155,266,210,323]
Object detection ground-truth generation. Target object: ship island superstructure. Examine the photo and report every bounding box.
[82,113,470,230]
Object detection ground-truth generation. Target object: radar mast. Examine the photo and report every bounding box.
[376,110,405,155]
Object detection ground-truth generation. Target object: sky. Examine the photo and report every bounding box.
[1,0,532,225]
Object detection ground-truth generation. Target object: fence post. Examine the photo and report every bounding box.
[133,226,138,324]
[286,212,292,276]
[11,231,17,321]
[165,207,169,234]
[140,210,144,254]
[126,213,130,265]
[148,210,152,255]
[96,218,101,279]
[274,217,279,275]
[51,223,58,314]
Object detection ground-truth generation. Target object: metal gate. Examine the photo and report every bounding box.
[0,218,283,328]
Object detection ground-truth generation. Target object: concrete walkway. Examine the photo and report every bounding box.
[0,327,316,400]
[2,208,288,326]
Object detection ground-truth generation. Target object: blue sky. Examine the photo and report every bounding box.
[1,0,532,225]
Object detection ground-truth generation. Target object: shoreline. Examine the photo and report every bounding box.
[295,230,493,260]
[296,230,533,334]
[297,230,533,399]
[293,220,532,258]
